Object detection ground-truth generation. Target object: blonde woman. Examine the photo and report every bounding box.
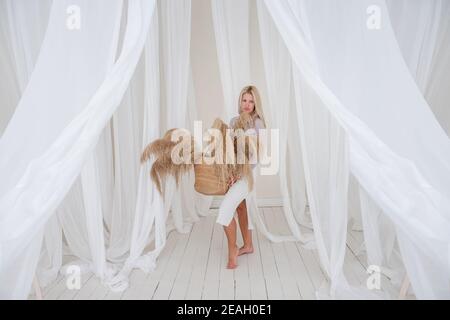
[216,85,266,269]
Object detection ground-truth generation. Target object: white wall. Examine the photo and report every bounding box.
[190,0,281,200]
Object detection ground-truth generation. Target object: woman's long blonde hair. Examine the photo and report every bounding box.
[237,85,266,128]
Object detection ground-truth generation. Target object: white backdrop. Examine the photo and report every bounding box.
[1,0,450,299]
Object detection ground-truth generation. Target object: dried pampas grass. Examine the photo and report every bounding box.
[141,113,259,196]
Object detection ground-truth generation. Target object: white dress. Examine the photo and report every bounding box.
[216,116,264,227]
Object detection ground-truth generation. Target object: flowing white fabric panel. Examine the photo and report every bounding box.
[348,0,450,290]
[161,0,192,130]
[425,9,450,136]
[80,155,108,278]
[0,0,51,134]
[355,0,450,289]
[268,0,349,281]
[56,180,91,260]
[0,22,19,134]
[0,0,51,92]
[347,176,364,232]
[160,0,194,234]
[0,0,123,298]
[387,0,450,135]
[35,214,62,287]
[211,0,251,120]
[96,125,115,230]
[106,4,165,292]
[264,0,450,298]
[177,69,201,226]
[0,0,62,288]
[49,157,109,286]
[0,0,156,299]
[293,67,354,297]
[106,61,145,263]
[358,187,401,280]
[108,0,194,292]
[188,66,214,217]
[286,94,310,229]
[387,0,443,92]
[50,14,152,284]
[256,1,311,243]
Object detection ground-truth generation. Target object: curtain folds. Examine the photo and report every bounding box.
[211,0,251,121]
[0,0,51,134]
[256,1,312,243]
[0,0,156,299]
[264,0,450,299]
[1,0,450,300]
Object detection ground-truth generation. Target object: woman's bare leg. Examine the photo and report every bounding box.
[236,200,254,256]
[223,217,238,269]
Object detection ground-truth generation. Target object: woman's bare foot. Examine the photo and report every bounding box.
[238,245,254,256]
[227,245,239,269]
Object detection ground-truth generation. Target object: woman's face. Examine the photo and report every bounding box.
[240,93,255,114]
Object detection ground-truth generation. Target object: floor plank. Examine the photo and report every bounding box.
[35,206,413,300]
[256,208,284,300]
[169,217,207,299]
[185,215,215,299]
[138,227,180,300]
[202,212,224,300]
[271,207,316,299]
[151,226,192,300]
[266,207,302,300]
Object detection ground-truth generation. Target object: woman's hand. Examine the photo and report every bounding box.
[227,174,241,187]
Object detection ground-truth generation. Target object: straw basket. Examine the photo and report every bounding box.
[194,163,229,196]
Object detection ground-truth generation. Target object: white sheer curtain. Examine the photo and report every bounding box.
[286,91,311,230]
[188,65,214,217]
[35,211,62,287]
[105,59,146,263]
[358,187,401,281]
[212,0,298,243]
[264,0,450,299]
[0,0,62,288]
[387,0,450,136]
[106,0,195,292]
[160,0,198,235]
[256,1,312,243]
[211,0,251,121]
[162,0,201,238]
[2,0,450,300]
[80,156,109,277]
[3,0,117,289]
[187,67,213,218]
[425,15,450,136]
[106,5,164,291]
[0,0,156,299]
[349,0,450,290]
[351,0,450,289]
[293,66,355,297]
[42,4,149,291]
[0,0,51,134]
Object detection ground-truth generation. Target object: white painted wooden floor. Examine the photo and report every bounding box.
[31,207,411,300]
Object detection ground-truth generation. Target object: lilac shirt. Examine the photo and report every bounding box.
[229,116,265,169]
[229,116,265,134]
